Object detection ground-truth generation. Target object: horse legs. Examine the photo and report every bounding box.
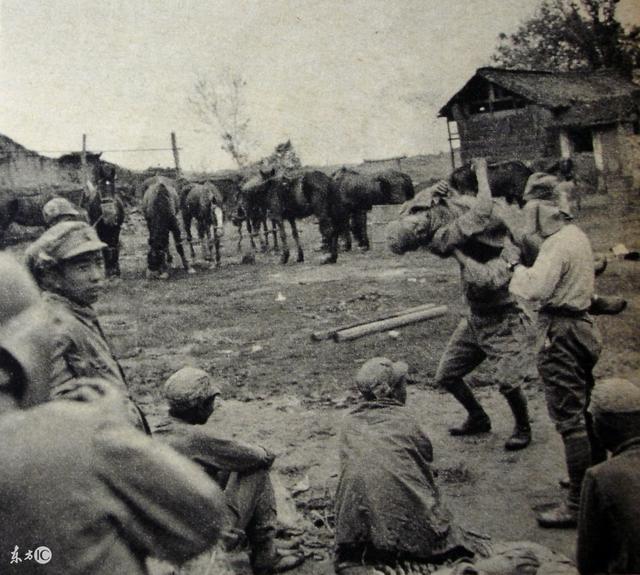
[184,214,196,258]
[270,219,279,251]
[352,210,370,251]
[211,221,222,268]
[289,218,304,263]
[276,219,290,264]
[171,217,195,273]
[198,222,211,262]
[317,217,338,264]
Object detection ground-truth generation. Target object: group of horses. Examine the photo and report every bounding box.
[0,157,576,276]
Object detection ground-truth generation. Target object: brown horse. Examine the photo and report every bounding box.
[242,169,346,264]
[181,181,225,267]
[83,164,125,277]
[332,167,415,251]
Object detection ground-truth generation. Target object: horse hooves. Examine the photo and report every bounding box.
[187,267,196,275]
[320,255,337,265]
[280,252,290,265]
[297,253,304,263]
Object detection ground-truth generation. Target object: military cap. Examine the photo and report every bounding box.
[590,378,640,416]
[42,197,80,226]
[164,367,222,411]
[25,221,106,273]
[356,357,408,400]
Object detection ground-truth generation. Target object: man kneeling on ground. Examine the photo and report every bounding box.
[154,367,305,575]
[334,357,482,575]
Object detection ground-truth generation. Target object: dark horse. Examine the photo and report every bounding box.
[331,167,415,251]
[180,180,225,267]
[83,164,125,277]
[237,174,279,253]
[449,160,533,206]
[243,169,346,264]
[141,176,194,278]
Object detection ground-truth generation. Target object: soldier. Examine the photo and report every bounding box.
[423,160,534,451]
[577,378,640,574]
[42,197,83,228]
[509,173,602,528]
[154,366,305,575]
[0,253,228,575]
[24,220,149,432]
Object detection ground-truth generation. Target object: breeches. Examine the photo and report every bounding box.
[537,315,601,436]
[435,309,534,395]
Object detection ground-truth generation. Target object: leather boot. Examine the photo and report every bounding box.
[447,380,492,436]
[503,389,532,451]
[589,295,627,315]
[537,432,591,528]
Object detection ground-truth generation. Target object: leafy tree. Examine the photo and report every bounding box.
[492,0,640,76]
[190,70,255,168]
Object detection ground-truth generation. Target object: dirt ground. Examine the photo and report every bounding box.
[12,193,640,574]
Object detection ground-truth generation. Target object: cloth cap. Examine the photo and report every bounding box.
[42,197,80,225]
[590,378,640,416]
[25,221,106,273]
[164,366,222,411]
[356,357,408,399]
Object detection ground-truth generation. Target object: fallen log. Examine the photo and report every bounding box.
[311,303,438,341]
[334,305,448,342]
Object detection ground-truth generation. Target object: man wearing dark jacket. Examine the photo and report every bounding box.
[577,377,640,574]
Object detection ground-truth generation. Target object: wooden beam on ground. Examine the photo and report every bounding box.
[333,305,448,342]
[311,303,438,341]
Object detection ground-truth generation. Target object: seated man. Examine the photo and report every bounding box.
[25,220,149,432]
[0,253,227,575]
[153,366,304,575]
[577,377,640,574]
[334,357,480,575]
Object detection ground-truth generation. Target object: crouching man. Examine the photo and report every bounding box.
[334,357,481,575]
[153,367,305,575]
[577,378,640,574]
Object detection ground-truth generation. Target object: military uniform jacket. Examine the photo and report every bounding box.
[577,438,640,574]
[0,400,225,575]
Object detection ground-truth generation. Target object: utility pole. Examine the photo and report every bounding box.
[80,134,88,204]
[171,132,181,177]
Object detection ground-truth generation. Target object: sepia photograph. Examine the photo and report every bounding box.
[1,1,639,574]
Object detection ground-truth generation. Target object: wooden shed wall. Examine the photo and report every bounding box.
[453,105,557,163]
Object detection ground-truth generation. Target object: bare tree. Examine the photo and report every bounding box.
[190,70,255,168]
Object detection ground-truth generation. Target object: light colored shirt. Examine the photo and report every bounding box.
[510,224,594,311]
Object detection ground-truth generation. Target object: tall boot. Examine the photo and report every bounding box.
[537,431,591,528]
[503,389,532,451]
[447,379,492,436]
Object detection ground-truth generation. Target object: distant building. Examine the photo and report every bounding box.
[439,67,640,192]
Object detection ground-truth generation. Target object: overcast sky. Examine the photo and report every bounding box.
[1,1,638,171]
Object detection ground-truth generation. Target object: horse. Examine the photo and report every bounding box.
[242,169,346,264]
[83,164,125,277]
[331,167,415,251]
[141,176,194,278]
[449,160,533,206]
[237,174,280,253]
[180,180,225,267]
